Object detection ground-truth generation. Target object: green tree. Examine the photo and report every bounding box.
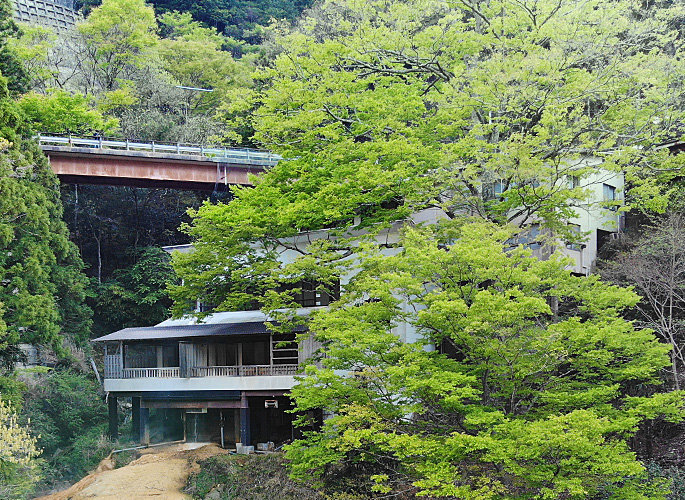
[18,89,119,135]
[0,0,29,95]
[286,221,683,498]
[6,23,55,92]
[77,0,159,91]
[0,75,92,360]
[147,0,314,46]
[173,0,685,314]
[91,247,175,336]
[158,12,252,112]
[20,368,110,488]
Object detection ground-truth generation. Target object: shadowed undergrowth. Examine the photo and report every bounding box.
[185,453,325,500]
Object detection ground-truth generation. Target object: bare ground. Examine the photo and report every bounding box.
[35,443,228,500]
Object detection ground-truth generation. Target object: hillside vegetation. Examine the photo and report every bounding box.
[3,0,685,497]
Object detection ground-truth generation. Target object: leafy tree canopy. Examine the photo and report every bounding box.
[140,0,314,46]
[0,0,29,95]
[286,221,683,498]
[18,89,119,135]
[173,0,685,314]
[90,246,174,337]
[158,11,253,114]
[77,0,159,91]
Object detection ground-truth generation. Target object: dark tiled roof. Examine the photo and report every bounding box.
[92,321,305,342]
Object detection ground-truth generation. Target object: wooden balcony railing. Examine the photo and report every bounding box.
[189,365,298,377]
[103,357,298,379]
[122,367,180,379]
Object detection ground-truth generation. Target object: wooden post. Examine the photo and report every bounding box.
[156,346,163,368]
[108,395,118,440]
[179,342,188,378]
[132,397,141,441]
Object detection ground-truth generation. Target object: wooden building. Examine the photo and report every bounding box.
[93,310,321,448]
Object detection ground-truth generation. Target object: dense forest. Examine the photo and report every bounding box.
[3,0,685,498]
[76,0,314,45]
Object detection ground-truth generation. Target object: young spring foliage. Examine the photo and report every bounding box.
[174,0,685,315]
[286,221,682,499]
[77,0,158,91]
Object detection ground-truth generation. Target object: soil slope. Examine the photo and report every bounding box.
[36,443,227,500]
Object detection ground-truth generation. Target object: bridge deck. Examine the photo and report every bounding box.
[38,135,280,190]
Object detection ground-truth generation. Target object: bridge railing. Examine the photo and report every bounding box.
[37,134,281,167]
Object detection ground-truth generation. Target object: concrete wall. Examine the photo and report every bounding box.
[564,168,624,274]
[13,0,78,30]
[104,375,297,393]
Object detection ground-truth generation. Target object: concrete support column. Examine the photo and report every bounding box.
[108,395,118,440]
[233,409,240,444]
[131,397,141,441]
[240,392,250,445]
[140,407,150,446]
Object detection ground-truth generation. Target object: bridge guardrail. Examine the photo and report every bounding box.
[37,135,281,167]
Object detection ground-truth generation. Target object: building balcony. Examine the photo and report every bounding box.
[93,312,322,394]
[105,364,299,380]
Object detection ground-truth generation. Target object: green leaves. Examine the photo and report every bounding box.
[77,0,159,91]
[18,90,119,136]
[92,247,174,335]
[286,221,681,498]
[175,0,685,316]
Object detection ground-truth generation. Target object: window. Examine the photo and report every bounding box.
[124,344,156,368]
[196,300,216,313]
[603,183,617,210]
[162,345,179,367]
[213,343,238,366]
[242,341,269,365]
[568,175,580,189]
[565,224,582,251]
[292,279,340,307]
[483,180,507,200]
[509,223,541,250]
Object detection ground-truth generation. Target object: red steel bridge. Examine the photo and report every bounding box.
[38,135,280,190]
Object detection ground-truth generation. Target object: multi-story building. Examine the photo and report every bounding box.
[94,308,325,448]
[93,168,624,448]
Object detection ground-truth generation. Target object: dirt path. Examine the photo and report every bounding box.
[36,443,227,500]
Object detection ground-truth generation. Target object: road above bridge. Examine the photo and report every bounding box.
[39,136,280,190]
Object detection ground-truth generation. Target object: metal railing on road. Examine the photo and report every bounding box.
[37,134,281,167]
